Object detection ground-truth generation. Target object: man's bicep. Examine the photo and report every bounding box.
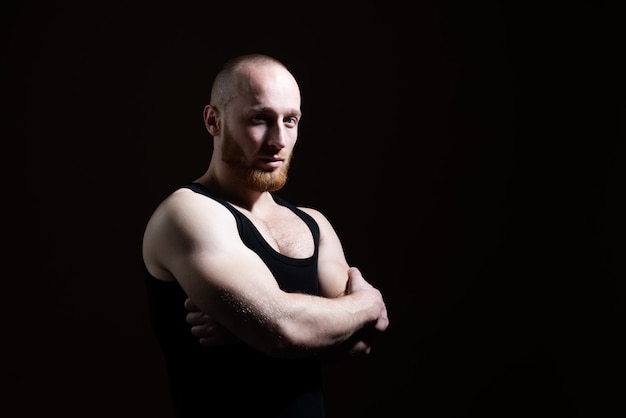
[171,239,290,345]
[318,259,350,298]
[301,208,350,298]
[172,232,282,315]
[156,196,283,330]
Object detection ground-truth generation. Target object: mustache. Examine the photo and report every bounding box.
[259,147,290,158]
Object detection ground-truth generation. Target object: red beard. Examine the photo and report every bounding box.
[221,127,292,192]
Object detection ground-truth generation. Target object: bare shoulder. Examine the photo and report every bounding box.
[298,206,329,225]
[149,187,233,230]
[142,187,237,278]
[143,187,237,253]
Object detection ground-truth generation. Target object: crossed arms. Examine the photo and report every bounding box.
[143,188,389,358]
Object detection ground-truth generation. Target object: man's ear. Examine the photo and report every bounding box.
[203,104,220,135]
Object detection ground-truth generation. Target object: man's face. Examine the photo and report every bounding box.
[221,122,292,192]
[217,63,301,192]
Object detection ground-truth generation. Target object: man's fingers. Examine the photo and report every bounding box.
[184,297,200,311]
[197,327,240,347]
[186,311,211,325]
[191,324,215,338]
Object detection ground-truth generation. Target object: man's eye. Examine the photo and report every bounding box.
[284,117,298,125]
[252,115,269,123]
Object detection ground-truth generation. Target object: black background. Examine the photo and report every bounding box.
[3,1,624,417]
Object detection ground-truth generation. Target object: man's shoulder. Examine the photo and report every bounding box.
[154,186,234,225]
[296,206,327,222]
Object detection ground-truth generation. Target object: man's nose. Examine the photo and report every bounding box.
[267,123,286,149]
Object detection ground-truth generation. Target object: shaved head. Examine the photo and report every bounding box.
[210,54,296,110]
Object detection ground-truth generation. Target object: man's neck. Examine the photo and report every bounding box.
[194,169,273,212]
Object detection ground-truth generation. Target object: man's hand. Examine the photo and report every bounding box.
[321,267,389,360]
[184,298,240,347]
[345,267,389,333]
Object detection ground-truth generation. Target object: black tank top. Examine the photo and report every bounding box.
[145,183,325,418]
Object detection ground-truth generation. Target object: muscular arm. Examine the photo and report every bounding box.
[143,189,388,358]
[300,207,351,299]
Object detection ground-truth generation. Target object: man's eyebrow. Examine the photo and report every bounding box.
[285,108,302,118]
[250,106,302,117]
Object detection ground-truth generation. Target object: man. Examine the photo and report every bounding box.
[142,53,389,417]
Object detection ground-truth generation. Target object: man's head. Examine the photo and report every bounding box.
[203,54,302,192]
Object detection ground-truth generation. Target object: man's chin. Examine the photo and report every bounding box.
[247,169,287,192]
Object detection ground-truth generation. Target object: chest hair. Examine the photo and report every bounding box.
[241,205,314,259]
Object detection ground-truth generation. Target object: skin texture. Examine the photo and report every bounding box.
[142,54,389,358]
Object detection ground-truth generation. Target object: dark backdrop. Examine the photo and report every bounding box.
[4,1,623,417]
